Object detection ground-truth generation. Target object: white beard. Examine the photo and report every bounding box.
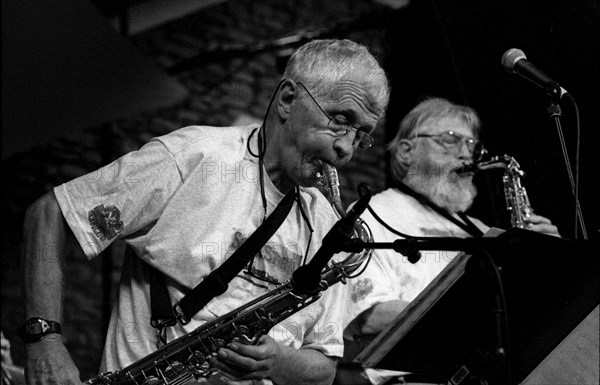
[403,162,477,214]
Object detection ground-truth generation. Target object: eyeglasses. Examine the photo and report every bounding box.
[296,82,374,150]
[413,130,486,160]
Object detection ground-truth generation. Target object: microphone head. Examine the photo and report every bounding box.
[501,48,527,73]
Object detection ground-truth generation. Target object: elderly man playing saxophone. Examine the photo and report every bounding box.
[21,39,390,385]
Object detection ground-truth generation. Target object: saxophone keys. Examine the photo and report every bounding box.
[232,324,257,344]
[190,350,206,364]
[139,374,161,385]
[199,361,212,377]
[84,372,112,385]
[162,361,186,379]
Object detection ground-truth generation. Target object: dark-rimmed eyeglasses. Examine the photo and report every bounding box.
[296,82,374,150]
[413,130,486,161]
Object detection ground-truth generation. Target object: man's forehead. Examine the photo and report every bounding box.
[327,80,380,115]
[421,116,474,134]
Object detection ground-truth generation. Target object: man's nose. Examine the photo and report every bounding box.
[333,131,356,160]
[457,140,473,160]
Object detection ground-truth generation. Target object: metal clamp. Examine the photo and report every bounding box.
[173,301,191,325]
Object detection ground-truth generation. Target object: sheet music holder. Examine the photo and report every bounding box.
[355,228,599,384]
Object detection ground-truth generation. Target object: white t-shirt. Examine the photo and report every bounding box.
[347,187,489,322]
[55,124,347,381]
[344,188,489,385]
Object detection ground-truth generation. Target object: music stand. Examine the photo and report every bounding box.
[355,228,599,384]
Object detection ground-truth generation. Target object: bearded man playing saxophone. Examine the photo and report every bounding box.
[336,97,559,385]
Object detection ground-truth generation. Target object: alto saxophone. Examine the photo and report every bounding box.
[85,165,372,385]
[459,154,534,228]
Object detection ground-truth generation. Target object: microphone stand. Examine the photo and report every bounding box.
[342,237,503,255]
[344,237,511,385]
[547,98,588,240]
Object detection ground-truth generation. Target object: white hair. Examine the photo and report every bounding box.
[282,39,390,115]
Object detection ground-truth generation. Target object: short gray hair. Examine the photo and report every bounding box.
[387,97,481,182]
[283,39,390,115]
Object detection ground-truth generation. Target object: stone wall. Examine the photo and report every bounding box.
[1,0,391,379]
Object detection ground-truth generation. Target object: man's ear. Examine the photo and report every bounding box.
[276,79,296,120]
[393,138,414,166]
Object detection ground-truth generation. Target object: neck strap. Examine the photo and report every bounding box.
[149,187,296,348]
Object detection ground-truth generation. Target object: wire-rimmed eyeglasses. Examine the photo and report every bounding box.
[413,130,486,161]
[296,82,374,150]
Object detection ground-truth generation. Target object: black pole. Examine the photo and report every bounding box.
[547,100,588,240]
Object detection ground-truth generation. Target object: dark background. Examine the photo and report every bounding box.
[383,0,600,239]
[2,0,599,380]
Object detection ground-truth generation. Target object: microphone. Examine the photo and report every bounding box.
[291,187,371,295]
[501,48,568,99]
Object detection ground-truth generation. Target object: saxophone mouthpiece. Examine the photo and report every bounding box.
[456,163,478,174]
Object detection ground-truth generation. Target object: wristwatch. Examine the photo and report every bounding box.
[17,317,61,343]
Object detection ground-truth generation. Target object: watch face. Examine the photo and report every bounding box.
[19,317,60,342]
[26,318,50,335]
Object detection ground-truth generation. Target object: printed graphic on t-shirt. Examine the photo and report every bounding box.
[88,204,124,240]
[351,278,374,303]
[229,229,304,286]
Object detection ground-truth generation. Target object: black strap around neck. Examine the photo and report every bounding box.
[394,181,484,238]
[150,188,296,329]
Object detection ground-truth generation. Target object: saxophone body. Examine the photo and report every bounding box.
[86,282,320,385]
[86,165,372,385]
[461,154,534,228]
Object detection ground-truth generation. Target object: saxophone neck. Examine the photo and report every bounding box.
[319,163,345,217]
[456,154,516,174]
[314,164,374,283]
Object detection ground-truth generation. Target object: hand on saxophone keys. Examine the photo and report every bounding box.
[210,335,282,384]
[458,153,562,238]
[523,214,561,237]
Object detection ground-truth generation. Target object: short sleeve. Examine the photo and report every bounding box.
[54,139,183,259]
